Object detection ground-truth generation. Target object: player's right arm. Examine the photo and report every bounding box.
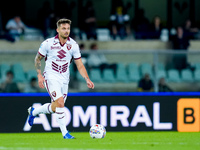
[35,53,45,88]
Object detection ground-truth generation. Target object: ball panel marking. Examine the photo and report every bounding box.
[89,124,106,139]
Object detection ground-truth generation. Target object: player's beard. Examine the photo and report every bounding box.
[60,33,69,39]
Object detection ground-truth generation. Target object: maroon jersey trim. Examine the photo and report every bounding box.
[74,57,81,60]
[38,52,45,57]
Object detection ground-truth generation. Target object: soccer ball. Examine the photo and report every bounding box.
[89,124,106,139]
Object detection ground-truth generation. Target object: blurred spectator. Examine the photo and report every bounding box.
[0,33,15,42]
[0,30,15,42]
[0,12,15,42]
[109,0,131,40]
[183,19,200,39]
[79,43,85,50]
[87,43,117,74]
[6,15,25,40]
[137,73,154,92]
[171,26,190,70]
[83,0,97,40]
[1,71,20,93]
[172,26,190,49]
[37,1,55,39]
[87,43,107,68]
[158,77,173,92]
[149,16,163,39]
[132,9,150,39]
[24,77,40,93]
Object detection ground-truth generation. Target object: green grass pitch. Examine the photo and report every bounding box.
[0,132,199,150]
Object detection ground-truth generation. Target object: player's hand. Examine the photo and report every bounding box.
[37,74,45,89]
[86,78,94,89]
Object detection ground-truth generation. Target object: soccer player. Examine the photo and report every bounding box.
[27,19,94,139]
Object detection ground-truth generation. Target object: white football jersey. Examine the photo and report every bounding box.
[38,35,81,83]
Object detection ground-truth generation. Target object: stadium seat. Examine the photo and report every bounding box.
[194,69,200,81]
[24,27,43,40]
[127,63,140,82]
[117,63,126,70]
[181,69,193,82]
[96,28,110,41]
[116,64,129,82]
[72,28,80,38]
[0,63,10,82]
[194,63,200,70]
[157,63,165,71]
[140,63,153,77]
[26,70,37,81]
[90,69,103,83]
[156,70,167,80]
[102,69,116,83]
[128,69,140,82]
[127,63,138,72]
[11,63,26,82]
[167,69,181,82]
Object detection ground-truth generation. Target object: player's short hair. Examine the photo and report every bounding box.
[56,19,71,28]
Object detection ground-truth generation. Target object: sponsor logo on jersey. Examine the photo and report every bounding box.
[51,46,61,50]
[57,50,66,59]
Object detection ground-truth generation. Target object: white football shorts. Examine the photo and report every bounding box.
[44,79,68,102]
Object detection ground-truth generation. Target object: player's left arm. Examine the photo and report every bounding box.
[75,58,94,89]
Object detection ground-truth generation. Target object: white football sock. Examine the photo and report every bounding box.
[55,107,68,136]
[32,103,54,116]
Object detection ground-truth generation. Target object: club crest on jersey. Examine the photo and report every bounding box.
[66,44,72,50]
[51,91,56,97]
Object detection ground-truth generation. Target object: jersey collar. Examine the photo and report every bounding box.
[54,34,70,46]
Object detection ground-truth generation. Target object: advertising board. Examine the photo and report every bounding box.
[0,92,199,133]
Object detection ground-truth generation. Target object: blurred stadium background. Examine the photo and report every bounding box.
[0,0,200,148]
[0,0,200,92]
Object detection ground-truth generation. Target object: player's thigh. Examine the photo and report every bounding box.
[62,83,69,103]
[44,79,63,102]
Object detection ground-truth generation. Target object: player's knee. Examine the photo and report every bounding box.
[51,97,64,111]
[56,97,64,107]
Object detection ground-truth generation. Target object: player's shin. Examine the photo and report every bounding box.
[32,103,54,116]
[55,107,68,136]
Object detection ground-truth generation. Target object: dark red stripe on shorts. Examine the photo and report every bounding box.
[45,80,55,102]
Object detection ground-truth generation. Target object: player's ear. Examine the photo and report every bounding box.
[56,28,59,33]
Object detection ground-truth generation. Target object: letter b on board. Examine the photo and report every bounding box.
[177,98,200,132]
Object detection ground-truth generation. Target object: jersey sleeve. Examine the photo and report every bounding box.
[38,40,48,57]
[72,43,81,60]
